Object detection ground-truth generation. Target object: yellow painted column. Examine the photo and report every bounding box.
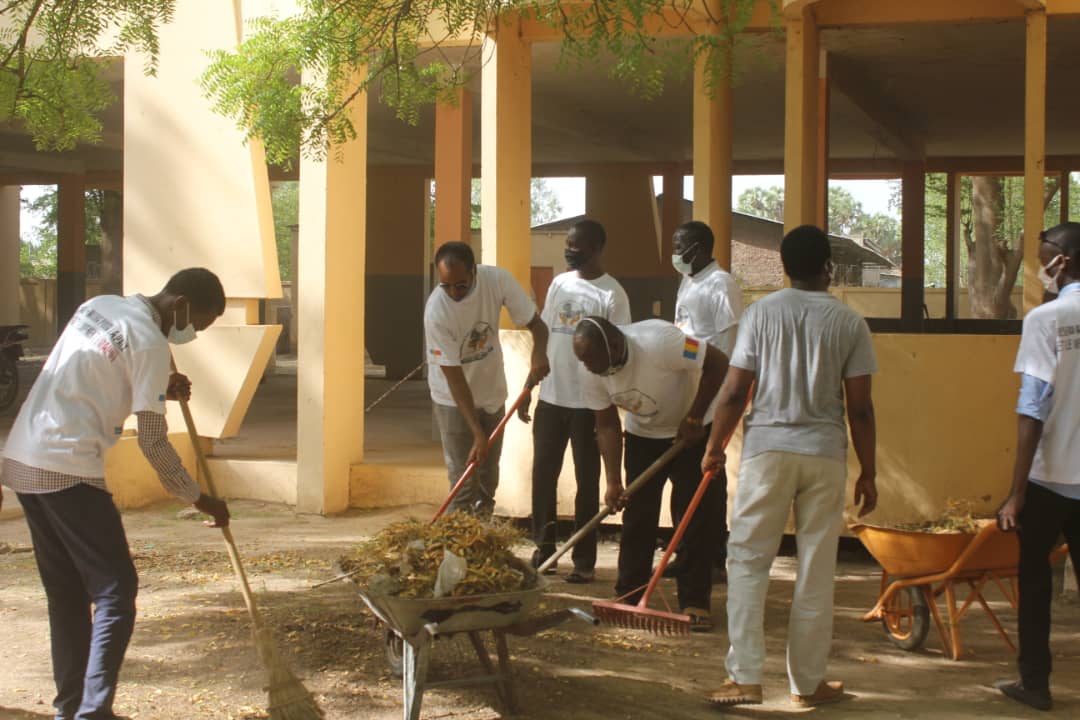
[297,72,367,515]
[57,175,87,331]
[435,88,474,246]
[481,17,532,296]
[693,47,734,270]
[816,49,830,231]
[1023,9,1047,314]
[783,8,819,235]
[0,187,19,326]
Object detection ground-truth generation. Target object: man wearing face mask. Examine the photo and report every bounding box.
[0,267,229,720]
[519,219,631,581]
[668,221,743,581]
[425,241,550,517]
[573,316,727,630]
[995,222,1080,712]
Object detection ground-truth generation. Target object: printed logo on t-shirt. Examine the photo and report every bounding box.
[611,389,659,417]
[461,322,495,364]
[674,305,690,331]
[553,300,587,334]
[1059,323,1080,352]
[429,348,443,358]
[71,306,127,361]
[683,337,700,359]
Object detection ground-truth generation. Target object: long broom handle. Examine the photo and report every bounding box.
[171,359,264,627]
[537,440,687,575]
[364,361,425,413]
[431,385,533,522]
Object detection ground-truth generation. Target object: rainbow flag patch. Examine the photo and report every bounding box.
[683,337,700,359]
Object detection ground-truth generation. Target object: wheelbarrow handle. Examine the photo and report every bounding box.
[431,385,534,523]
[536,440,687,574]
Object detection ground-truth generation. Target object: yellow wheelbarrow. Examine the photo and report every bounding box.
[852,522,1068,660]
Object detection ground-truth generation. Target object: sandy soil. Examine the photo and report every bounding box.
[1,500,1078,720]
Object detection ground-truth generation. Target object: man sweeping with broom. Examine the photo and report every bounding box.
[0,268,230,720]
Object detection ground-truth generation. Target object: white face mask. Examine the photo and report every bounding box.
[671,245,698,276]
[168,304,197,345]
[1038,254,1066,294]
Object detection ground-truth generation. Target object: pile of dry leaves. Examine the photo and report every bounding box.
[892,497,996,534]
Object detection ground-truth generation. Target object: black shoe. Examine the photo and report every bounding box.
[531,549,558,576]
[995,679,1052,711]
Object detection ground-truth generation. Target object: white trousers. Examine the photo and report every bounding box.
[725,450,847,695]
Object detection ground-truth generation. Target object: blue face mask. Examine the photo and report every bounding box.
[168,305,197,345]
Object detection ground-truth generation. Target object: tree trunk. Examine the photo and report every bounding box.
[98,190,123,295]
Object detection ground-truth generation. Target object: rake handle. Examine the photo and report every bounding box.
[171,357,264,628]
[537,440,687,575]
[431,385,533,522]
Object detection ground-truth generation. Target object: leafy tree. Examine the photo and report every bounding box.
[271,182,299,281]
[468,178,564,229]
[19,235,56,278]
[0,2,175,151]
[202,0,779,166]
[736,186,783,222]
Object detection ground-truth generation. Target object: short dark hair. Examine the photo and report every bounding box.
[573,315,615,347]
[164,268,225,316]
[434,241,475,271]
[673,221,714,254]
[570,219,606,249]
[1041,222,1080,264]
[780,225,832,281]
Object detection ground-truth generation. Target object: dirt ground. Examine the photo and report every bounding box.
[1,501,1078,720]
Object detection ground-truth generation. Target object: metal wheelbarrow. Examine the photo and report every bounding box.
[853,522,1068,660]
[351,559,595,720]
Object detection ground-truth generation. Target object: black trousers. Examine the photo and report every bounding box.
[531,401,601,572]
[1017,482,1080,691]
[19,485,139,720]
[615,430,723,611]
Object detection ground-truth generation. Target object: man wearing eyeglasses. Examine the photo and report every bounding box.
[424,241,550,517]
[996,222,1080,712]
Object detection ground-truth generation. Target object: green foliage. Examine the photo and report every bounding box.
[203,0,778,165]
[468,177,563,229]
[0,1,175,151]
[271,182,299,280]
[19,185,112,279]
[19,235,56,278]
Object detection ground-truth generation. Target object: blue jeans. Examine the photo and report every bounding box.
[19,484,138,720]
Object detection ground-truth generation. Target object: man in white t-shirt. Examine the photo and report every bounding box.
[425,241,550,517]
[995,222,1080,712]
[520,219,631,582]
[701,225,877,708]
[574,316,727,630]
[669,220,743,580]
[0,268,229,720]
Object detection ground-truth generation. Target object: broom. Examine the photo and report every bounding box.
[172,362,324,720]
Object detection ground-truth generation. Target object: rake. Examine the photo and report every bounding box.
[592,467,720,635]
[172,360,323,720]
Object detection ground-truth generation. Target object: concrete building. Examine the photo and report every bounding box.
[3,0,1080,527]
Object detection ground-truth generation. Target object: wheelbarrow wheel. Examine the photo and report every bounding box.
[881,585,930,651]
[385,629,404,677]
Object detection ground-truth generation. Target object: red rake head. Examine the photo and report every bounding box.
[591,600,691,636]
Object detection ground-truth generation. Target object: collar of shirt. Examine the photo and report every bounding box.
[690,259,718,280]
[1059,281,1080,298]
[134,293,162,326]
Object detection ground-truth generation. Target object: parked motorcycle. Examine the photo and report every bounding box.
[0,324,29,411]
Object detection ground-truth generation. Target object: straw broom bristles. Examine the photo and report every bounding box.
[254,626,325,720]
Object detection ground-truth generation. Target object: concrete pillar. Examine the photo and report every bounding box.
[57,175,86,331]
[435,88,473,246]
[661,168,683,270]
[901,162,926,322]
[946,172,961,319]
[693,48,733,270]
[783,8,819,234]
[481,17,532,296]
[289,224,298,352]
[1023,8,1047,314]
[296,71,367,515]
[0,187,20,326]
[816,50,829,231]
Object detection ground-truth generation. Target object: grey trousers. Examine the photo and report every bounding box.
[433,402,505,517]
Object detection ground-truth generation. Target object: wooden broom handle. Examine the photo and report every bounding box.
[171,357,263,625]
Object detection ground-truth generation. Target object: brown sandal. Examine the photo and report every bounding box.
[791,680,848,708]
[707,679,763,706]
[683,607,713,633]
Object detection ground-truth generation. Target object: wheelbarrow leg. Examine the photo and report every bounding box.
[468,631,515,714]
[495,631,519,714]
[403,637,432,720]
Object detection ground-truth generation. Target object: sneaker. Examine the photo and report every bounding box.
[791,680,849,708]
[995,679,1052,711]
[707,679,763,706]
